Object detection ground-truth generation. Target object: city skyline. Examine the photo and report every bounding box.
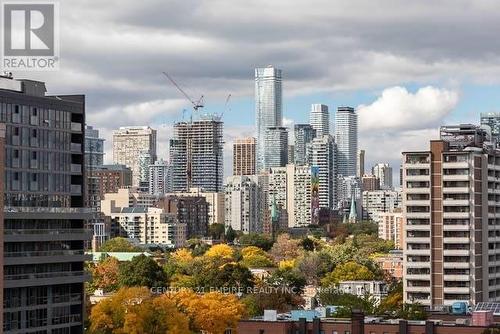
[16,1,500,185]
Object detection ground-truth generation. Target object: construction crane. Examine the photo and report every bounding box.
[218,94,231,120]
[162,72,204,114]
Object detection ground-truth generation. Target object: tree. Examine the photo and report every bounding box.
[267,267,306,294]
[99,237,142,252]
[204,244,235,259]
[296,252,329,285]
[318,290,377,317]
[186,238,210,256]
[90,256,120,292]
[89,287,190,334]
[190,257,254,291]
[171,290,246,333]
[269,234,301,262]
[240,246,274,268]
[321,261,375,287]
[225,226,238,243]
[209,223,226,240]
[119,255,166,288]
[239,233,274,251]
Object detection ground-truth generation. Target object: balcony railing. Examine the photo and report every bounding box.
[5,270,86,281]
[70,122,82,132]
[4,228,90,235]
[4,250,84,257]
[52,314,82,325]
[4,207,95,214]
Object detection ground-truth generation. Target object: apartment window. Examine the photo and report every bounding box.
[32,107,37,116]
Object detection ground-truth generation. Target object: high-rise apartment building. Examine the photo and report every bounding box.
[138,151,152,191]
[92,165,132,199]
[378,209,404,249]
[362,190,401,221]
[294,124,316,166]
[357,149,365,177]
[310,104,329,137]
[233,137,256,176]
[167,187,224,226]
[362,174,380,192]
[481,112,500,146]
[311,135,337,209]
[263,127,288,170]
[169,117,224,192]
[112,126,157,186]
[149,159,170,195]
[255,66,282,172]
[2,77,89,333]
[335,106,358,177]
[225,175,263,233]
[402,124,500,307]
[373,163,393,190]
[85,125,105,209]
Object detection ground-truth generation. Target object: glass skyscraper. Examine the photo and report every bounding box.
[255,66,282,172]
[335,106,358,177]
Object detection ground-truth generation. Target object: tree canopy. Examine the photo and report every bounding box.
[99,237,142,252]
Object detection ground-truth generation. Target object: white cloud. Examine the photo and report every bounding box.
[357,86,459,132]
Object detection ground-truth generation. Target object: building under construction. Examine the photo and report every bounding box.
[169,115,224,192]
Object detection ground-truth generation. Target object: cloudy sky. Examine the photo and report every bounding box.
[19,0,500,183]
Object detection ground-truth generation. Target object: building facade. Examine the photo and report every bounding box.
[263,127,288,170]
[378,209,404,249]
[225,175,263,234]
[309,104,329,137]
[402,124,500,307]
[167,187,224,226]
[335,106,358,177]
[362,174,380,192]
[233,137,256,176]
[373,162,393,190]
[362,190,402,221]
[157,195,209,239]
[169,117,224,193]
[149,159,170,195]
[112,126,157,186]
[357,149,365,177]
[294,124,316,166]
[311,135,337,210]
[2,77,90,333]
[92,165,132,199]
[255,66,282,172]
[481,112,500,146]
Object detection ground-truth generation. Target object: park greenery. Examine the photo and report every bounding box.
[86,221,426,333]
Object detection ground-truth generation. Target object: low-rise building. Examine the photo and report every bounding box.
[338,280,388,305]
[373,250,404,280]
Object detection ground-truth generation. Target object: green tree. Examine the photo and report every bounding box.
[99,237,142,252]
[186,239,210,256]
[267,267,306,294]
[239,233,274,251]
[208,223,226,240]
[321,261,375,286]
[119,255,166,288]
[318,290,377,317]
[225,226,238,243]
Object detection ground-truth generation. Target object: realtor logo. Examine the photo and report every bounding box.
[2,2,59,70]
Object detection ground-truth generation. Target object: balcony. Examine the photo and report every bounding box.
[443,261,470,269]
[71,163,82,173]
[71,184,82,194]
[405,212,430,219]
[70,142,82,152]
[405,175,430,182]
[443,249,470,256]
[4,270,90,288]
[443,237,470,244]
[71,122,82,132]
[443,174,470,182]
[443,187,470,194]
[405,200,430,206]
[443,162,469,169]
[52,313,82,325]
[443,212,470,219]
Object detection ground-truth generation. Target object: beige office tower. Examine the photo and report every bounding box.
[233,137,256,176]
[112,126,157,186]
[403,124,500,308]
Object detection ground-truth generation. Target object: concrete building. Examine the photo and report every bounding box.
[149,159,170,195]
[378,209,404,249]
[335,106,358,177]
[263,126,288,170]
[156,195,209,239]
[101,188,159,217]
[138,151,152,191]
[362,190,402,221]
[373,162,393,190]
[169,117,224,193]
[402,124,500,307]
[255,66,282,172]
[362,174,380,192]
[91,165,132,200]
[225,175,263,233]
[311,135,337,210]
[481,112,500,146]
[112,126,157,186]
[167,187,224,226]
[268,164,313,228]
[294,124,316,166]
[2,77,90,333]
[374,250,404,280]
[233,137,256,176]
[338,281,388,305]
[337,175,362,218]
[310,104,329,137]
[357,149,365,178]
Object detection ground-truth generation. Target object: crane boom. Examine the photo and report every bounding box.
[162,72,204,111]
